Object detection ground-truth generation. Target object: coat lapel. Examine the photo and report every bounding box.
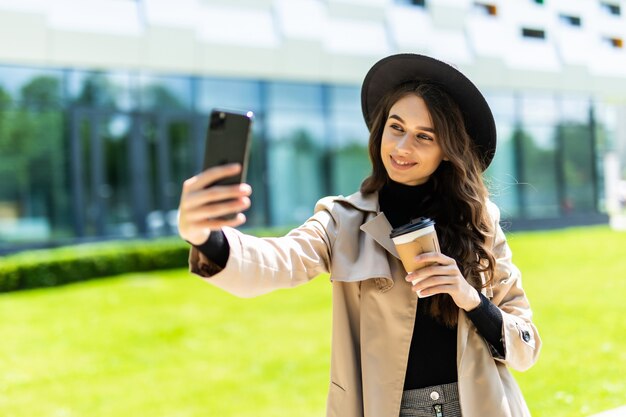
[360,212,400,260]
[333,192,401,260]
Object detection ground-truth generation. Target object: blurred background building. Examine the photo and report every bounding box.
[0,0,625,252]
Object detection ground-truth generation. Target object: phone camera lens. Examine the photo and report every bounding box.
[210,111,227,130]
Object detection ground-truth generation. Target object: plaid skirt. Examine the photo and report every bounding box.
[399,382,462,417]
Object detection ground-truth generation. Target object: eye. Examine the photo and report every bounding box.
[390,124,404,132]
[416,133,433,141]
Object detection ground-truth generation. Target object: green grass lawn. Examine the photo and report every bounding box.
[1,226,625,417]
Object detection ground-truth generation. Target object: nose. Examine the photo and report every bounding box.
[395,135,412,154]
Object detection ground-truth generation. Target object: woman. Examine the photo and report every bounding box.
[178,54,541,417]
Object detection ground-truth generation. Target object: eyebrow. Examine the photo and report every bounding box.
[388,114,435,133]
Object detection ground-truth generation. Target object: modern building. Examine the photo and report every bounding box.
[1,0,625,252]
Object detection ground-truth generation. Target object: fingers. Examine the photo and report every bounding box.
[194,213,248,230]
[409,275,456,298]
[405,254,462,298]
[183,163,242,193]
[187,197,251,221]
[183,184,252,210]
[413,252,454,265]
[407,262,457,284]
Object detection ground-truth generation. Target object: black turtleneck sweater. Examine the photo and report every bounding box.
[194,181,505,390]
[379,180,504,389]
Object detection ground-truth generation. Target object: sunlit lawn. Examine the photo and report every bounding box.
[1,226,625,417]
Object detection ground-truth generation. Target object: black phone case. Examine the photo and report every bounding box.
[203,109,253,219]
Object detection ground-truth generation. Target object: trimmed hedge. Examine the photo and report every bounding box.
[0,227,292,293]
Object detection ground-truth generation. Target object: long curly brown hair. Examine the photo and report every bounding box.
[361,82,496,327]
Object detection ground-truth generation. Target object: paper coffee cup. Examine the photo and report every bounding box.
[390,217,441,278]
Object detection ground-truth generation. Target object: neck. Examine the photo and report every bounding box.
[378,179,433,228]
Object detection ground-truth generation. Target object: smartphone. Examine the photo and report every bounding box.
[203,109,254,219]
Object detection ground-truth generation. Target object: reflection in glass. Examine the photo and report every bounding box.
[144,115,194,235]
[328,85,370,196]
[0,63,614,248]
[0,69,69,248]
[559,121,595,213]
[518,125,559,218]
[265,82,326,225]
[198,79,261,113]
[0,106,68,247]
[0,66,63,104]
[485,122,519,217]
[266,119,325,225]
[521,94,558,124]
[68,70,133,110]
[138,74,192,111]
[268,82,324,111]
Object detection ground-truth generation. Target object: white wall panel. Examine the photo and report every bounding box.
[275,0,327,41]
[48,0,142,36]
[196,6,279,48]
[324,18,390,56]
[144,0,199,29]
[0,11,47,63]
[49,31,144,68]
[387,4,432,52]
[0,0,624,91]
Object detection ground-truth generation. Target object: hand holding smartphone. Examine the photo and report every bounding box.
[202,109,254,220]
[178,109,254,245]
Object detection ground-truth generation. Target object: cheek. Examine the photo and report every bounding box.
[380,135,392,155]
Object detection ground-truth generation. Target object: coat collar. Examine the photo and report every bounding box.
[333,191,400,260]
[332,190,379,213]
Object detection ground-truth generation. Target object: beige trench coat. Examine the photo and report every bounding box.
[189,191,541,417]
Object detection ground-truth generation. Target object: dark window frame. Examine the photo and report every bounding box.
[521,27,546,40]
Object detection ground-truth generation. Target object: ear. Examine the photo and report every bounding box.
[443,156,450,161]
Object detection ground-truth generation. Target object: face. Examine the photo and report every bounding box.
[380,94,446,186]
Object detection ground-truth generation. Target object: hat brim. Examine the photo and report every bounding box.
[361,54,497,170]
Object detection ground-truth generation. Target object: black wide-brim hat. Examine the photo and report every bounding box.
[361,53,497,170]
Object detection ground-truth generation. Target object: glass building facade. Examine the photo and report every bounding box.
[0,64,614,252]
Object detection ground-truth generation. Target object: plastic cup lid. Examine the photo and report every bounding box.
[389,217,435,239]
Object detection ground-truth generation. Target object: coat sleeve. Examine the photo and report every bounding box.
[487,201,542,372]
[188,197,337,298]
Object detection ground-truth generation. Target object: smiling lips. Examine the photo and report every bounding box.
[390,155,417,170]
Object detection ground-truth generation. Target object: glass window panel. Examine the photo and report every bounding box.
[68,70,134,110]
[266,111,326,225]
[329,85,361,111]
[559,121,595,213]
[0,107,69,248]
[519,125,559,217]
[330,137,370,197]
[0,68,68,247]
[267,82,324,111]
[73,110,138,238]
[141,115,194,236]
[243,119,269,228]
[484,91,516,119]
[197,78,261,113]
[328,85,370,196]
[560,97,589,123]
[265,83,326,225]
[521,94,558,124]
[138,74,192,111]
[485,121,519,218]
[590,101,619,212]
[0,66,64,105]
[101,113,136,236]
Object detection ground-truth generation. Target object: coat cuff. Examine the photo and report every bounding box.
[465,291,505,359]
